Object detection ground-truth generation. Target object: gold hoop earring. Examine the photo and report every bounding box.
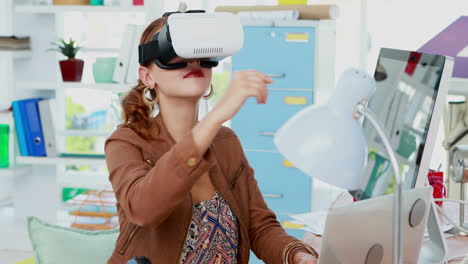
[203,84,214,100]
[142,87,158,108]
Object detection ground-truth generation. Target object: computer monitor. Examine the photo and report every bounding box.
[318,48,453,264]
[356,48,449,200]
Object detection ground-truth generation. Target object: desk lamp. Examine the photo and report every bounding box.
[274,68,404,264]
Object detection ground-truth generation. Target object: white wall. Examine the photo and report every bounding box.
[366,0,468,73]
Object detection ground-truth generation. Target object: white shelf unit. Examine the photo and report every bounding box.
[0,50,32,59]
[59,172,110,190]
[0,1,164,230]
[15,81,56,90]
[15,81,132,92]
[15,4,146,14]
[59,82,132,93]
[0,166,32,177]
[16,156,106,166]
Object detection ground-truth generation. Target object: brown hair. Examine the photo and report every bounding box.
[118,17,167,141]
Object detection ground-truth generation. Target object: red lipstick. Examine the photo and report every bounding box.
[184,69,204,78]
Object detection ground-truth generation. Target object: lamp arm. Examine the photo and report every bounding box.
[356,102,403,264]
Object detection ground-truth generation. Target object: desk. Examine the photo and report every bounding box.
[443,236,468,263]
[301,202,468,263]
[430,202,468,263]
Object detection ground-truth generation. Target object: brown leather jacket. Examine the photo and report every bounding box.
[104,114,304,263]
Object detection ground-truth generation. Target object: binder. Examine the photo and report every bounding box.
[113,24,137,83]
[125,25,144,84]
[18,98,46,156]
[38,99,57,157]
[11,101,29,156]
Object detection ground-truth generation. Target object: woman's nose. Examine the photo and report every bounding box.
[187,59,200,64]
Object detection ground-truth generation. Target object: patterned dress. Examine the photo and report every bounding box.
[180,192,239,264]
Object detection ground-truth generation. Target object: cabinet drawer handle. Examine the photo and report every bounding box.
[263,194,284,199]
[259,132,276,137]
[267,73,286,78]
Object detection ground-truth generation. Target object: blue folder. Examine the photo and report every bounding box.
[11,101,29,156]
[18,98,46,156]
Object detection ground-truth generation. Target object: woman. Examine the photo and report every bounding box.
[104,15,319,264]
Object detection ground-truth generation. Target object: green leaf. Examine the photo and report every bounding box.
[50,37,82,59]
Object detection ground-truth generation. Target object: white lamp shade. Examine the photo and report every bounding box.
[274,68,376,190]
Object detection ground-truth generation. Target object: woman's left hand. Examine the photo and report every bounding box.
[293,252,318,264]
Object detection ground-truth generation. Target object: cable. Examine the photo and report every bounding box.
[432,199,468,234]
[446,254,468,263]
[434,198,468,205]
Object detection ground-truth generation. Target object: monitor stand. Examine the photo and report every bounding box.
[417,202,447,263]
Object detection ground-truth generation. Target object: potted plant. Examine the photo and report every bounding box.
[48,38,84,82]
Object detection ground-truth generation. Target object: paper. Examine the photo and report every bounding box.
[289,210,328,235]
[288,191,354,235]
[215,5,339,20]
[237,10,299,23]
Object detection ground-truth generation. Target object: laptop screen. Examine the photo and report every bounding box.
[356,48,446,200]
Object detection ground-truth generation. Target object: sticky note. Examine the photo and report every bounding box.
[284,96,307,105]
[286,33,309,42]
[283,159,295,167]
[283,220,305,229]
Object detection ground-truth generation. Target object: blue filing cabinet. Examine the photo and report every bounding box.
[230,20,336,263]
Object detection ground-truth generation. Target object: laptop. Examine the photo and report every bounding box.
[319,186,432,263]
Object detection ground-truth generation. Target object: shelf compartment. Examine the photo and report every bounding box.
[16,156,106,166]
[57,130,112,137]
[59,82,132,93]
[0,166,32,176]
[15,81,133,92]
[59,172,110,190]
[16,81,56,90]
[0,50,32,59]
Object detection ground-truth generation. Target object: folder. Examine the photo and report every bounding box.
[125,25,144,84]
[38,99,57,157]
[18,98,46,156]
[11,101,29,156]
[113,24,137,84]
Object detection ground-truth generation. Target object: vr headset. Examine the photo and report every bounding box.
[138,10,244,70]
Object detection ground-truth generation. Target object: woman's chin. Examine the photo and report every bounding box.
[170,92,207,101]
[180,87,210,97]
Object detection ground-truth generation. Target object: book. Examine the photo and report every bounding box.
[11,101,29,156]
[125,25,144,84]
[38,99,58,157]
[0,36,31,50]
[113,24,138,84]
[18,98,46,156]
[67,190,119,230]
[69,204,117,215]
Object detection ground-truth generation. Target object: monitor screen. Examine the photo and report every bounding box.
[356,48,446,200]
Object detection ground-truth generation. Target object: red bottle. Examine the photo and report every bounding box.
[428,169,446,206]
[133,0,143,5]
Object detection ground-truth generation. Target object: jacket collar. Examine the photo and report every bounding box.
[151,114,177,145]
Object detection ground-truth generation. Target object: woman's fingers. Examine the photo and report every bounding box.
[245,77,268,104]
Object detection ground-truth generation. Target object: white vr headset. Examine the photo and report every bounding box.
[138,10,244,69]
